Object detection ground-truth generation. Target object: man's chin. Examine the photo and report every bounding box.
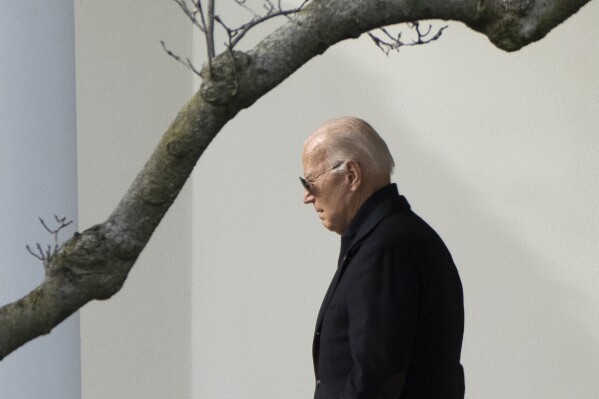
[322,221,342,235]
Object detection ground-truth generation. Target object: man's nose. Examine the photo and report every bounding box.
[303,190,314,204]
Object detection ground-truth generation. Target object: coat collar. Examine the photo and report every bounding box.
[315,184,410,336]
[338,183,411,267]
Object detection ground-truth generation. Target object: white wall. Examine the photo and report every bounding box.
[75,2,193,398]
[75,1,598,398]
[0,2,80,398]
[191,2,598,398]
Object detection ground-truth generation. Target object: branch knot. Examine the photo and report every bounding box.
[199,51,251,105]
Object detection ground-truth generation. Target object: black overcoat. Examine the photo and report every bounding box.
[313,184,465,399]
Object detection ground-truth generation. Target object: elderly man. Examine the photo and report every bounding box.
[301,117,465,399]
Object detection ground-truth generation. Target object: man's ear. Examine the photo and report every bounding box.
[345,160,362,192]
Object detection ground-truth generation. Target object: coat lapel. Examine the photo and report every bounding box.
[313,194,410,333]
[312,186,411,375]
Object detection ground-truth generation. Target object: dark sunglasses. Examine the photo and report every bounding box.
[299,161,345,194]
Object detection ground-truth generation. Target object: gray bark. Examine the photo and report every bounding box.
[0,0,593,360]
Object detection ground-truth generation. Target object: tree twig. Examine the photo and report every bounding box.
[173,0,205,32]
[368,21,448,55]
[206,0,216,60]
[160,40,202,77]
[218,0,309,49]
[167,0,309,77]
[26,216,73,269]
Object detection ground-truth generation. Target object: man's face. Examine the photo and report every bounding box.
[302,147,353,235]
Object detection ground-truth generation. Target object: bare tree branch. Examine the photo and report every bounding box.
[25,216,73,269]
[234,0,262,18]
[170,0,308,77]
[206,0,216,60]
[160,40,202,77]
[173,0,205,32]
[217,0,309,49]
[368,21,448,55]
[1,0,593,361]
[25,243,45,262]
[171,0,216,76]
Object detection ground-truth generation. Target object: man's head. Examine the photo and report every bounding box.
[301,116,395,235]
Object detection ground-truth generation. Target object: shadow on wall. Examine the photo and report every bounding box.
[310,31,599,397]
[393,130,598,398]
[190,7,598,396]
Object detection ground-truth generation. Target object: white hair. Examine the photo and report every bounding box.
[317,117,395,178]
